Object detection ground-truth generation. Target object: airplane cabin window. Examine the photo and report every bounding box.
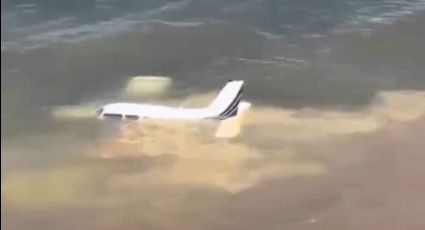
[103,113,123,119]
[125,115,139,120]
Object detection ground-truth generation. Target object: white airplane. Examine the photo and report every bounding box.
[97,80,251,138]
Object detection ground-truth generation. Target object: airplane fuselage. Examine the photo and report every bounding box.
[98,80,245,121]
[99,103,213,120]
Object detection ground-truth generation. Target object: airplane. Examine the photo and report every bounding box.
[96,80,251,138]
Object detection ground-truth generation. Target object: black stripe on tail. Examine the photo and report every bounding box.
[211,85,243,120]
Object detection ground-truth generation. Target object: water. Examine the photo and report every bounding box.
[2,1,425,229]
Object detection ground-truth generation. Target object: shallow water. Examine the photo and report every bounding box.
[2,1,425,230]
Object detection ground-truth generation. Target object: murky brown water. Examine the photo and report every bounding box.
[2,2,425,230]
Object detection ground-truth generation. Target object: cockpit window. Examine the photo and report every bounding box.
[125,115,139,120]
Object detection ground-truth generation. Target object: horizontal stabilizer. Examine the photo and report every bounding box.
[214,101,251,138]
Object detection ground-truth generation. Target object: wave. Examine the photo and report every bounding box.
[2,0,425,52]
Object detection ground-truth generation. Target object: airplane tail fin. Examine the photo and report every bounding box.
[214,101,251,138]
[206,80,244,120]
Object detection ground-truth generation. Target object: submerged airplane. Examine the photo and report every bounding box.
[97,80,251,138]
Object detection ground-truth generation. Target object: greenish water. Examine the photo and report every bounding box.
[2,1,425,229]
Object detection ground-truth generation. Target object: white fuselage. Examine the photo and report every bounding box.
[99,102,214,120]
[97,80,245,121]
